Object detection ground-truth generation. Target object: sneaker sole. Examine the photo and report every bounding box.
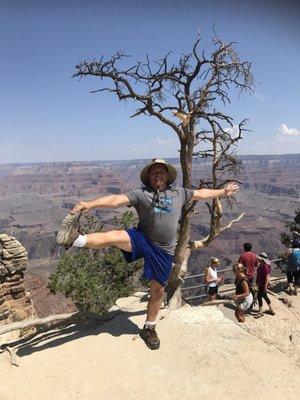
[56,210,83,246]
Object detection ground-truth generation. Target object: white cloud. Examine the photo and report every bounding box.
[278,124,300,137]
[224,125,240,138]
[152,136,174,145]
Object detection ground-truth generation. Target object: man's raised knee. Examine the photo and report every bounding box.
[110,230,132,252]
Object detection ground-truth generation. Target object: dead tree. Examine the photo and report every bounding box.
[73,33,254,308]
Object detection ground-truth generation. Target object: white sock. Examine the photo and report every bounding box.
[72,234,87,247]
[145,320,156,329]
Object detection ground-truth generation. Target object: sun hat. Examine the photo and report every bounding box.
[257,252,271,266]
[140,158,177,186]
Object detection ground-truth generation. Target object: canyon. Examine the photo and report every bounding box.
[0,154,299,314]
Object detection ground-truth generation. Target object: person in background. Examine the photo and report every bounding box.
[204,257,224,301]
[238,243,258,307]
[255,253,275,318]
[232,263,253,322]
[283,238,300,296]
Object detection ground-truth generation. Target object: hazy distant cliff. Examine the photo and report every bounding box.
[0,154,298,283]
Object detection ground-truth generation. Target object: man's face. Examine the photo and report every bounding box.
[148,164,168,190]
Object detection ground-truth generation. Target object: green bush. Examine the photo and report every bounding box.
[48,211,142,314]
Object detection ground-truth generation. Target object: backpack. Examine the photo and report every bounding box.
[287,248,300,272]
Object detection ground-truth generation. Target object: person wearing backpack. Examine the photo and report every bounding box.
[284,238,300,296]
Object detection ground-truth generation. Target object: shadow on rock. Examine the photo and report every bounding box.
[5,309,146,358]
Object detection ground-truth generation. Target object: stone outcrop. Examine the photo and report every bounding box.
[0,233,35,343]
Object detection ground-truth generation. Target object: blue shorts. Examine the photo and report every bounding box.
[121,228,173,287]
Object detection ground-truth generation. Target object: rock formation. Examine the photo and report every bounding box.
[0,233,35,344]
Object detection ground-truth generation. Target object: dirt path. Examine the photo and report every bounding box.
[0,292,299,400]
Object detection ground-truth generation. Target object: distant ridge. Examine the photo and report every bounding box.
[1,153,300,167]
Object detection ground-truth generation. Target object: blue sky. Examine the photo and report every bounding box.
[0,0,299,163]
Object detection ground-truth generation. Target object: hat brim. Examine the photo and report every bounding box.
[140,161,177,186]
[257,256,271,265]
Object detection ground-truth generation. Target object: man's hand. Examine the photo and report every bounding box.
[71,201,91,215]
[224,182,239,197]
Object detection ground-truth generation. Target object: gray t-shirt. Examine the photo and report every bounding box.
[125,186,194,254]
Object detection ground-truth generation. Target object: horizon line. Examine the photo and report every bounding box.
[0,153,300,166]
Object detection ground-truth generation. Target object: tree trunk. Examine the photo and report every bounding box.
[167,212,192,308]
[167,132,194,308]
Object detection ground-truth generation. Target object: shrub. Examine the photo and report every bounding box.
[48,211,142,314]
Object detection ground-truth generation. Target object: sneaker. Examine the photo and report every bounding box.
[265,309,275,316]
[254,312,264,319]
[56,210,83,248]
[139,325,160,350]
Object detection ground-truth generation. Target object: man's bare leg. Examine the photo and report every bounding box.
[57,211,132,251]
[72,227,163,349]
[139,279,164,350]
[86,235,165,325]
[84,230,132,252]
[146,279,165,322]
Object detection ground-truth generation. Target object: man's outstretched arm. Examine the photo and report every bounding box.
[192,182,239,201]
[71,194,130,214]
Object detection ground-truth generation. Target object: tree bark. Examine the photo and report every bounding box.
[0,313,78,336]
[167,132,195,308]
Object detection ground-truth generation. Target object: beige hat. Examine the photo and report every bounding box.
[140,158,177,186]
[257,252,271,266]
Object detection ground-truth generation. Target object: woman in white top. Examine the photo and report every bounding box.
[205,257,223,301]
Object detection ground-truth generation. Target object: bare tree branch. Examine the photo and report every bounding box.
[191,212,245,249]
[0,311,115,336]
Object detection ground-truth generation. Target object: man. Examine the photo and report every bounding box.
[57,158,239,350]
[283,238,300,296]
[238,242,258,308]
[238,243,258,287]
